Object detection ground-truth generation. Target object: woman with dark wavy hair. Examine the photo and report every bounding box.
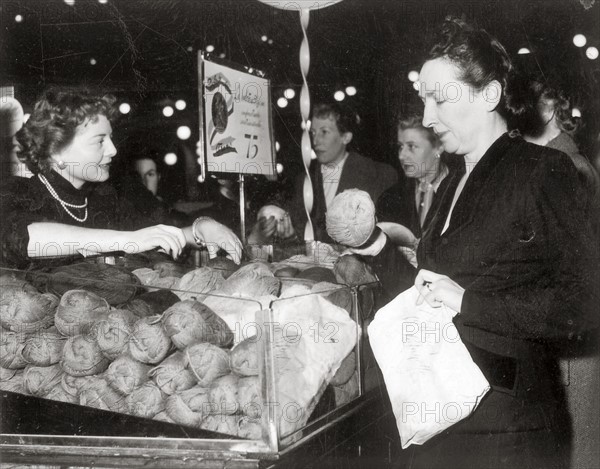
[387,18,597,469]
[0,87,241,269]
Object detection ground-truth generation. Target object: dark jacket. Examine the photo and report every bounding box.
[376,177,422,237]
[547,132,600,202]
[417,133,599,435]
[376,156,464,238]
[0,171,152,269]
[289,152,397,243]
[547,132,600,239]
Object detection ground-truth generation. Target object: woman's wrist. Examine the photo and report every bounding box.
[347,230,387,257]
[192,216,212,248]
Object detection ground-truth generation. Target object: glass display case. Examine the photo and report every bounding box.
[0,254,386,468]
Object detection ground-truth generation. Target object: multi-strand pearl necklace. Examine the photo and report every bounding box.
[38,174,88,222]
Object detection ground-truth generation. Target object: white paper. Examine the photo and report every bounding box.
[368,286,490,448]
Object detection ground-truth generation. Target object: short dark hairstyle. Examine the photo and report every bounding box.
[311,102,360,135]
[428,17,526,124]
[397,114,442,147]
[16,87,117,175]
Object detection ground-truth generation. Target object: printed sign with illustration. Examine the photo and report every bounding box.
[200,57,276,176]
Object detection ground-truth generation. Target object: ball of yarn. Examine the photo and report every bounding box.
[128,315,171,364]
[326,189,376,247]
[60,335,110,377]
[0,287,58,333]
[54,290,109,337]
[49,263,140,305]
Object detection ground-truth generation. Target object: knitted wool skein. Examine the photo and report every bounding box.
[326,189,376,247]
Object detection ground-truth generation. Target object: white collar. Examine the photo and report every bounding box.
[321,151,349,171]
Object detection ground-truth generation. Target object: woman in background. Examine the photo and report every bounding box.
[0,87,241,269]
[518,75,600,469]
[521,78,599,226]
[376,114,449,238]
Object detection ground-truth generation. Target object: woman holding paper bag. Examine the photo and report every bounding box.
[401,18,599,469]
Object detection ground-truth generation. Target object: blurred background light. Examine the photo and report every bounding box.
[573,34,587,47]
[177,125,191,140]
[164,153,178,165]
[407,71,419,82]
[586,46,598,60]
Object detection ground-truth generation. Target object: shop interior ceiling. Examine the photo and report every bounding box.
[2,0,599,160]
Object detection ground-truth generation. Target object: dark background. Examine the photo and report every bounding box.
[2,0,599,207]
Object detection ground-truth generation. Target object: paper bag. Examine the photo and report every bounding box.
[368,286,490,448]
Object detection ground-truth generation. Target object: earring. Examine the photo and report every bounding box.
[56,160,67,170]
[435,153,441,159]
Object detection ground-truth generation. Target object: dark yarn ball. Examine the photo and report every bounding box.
[48,263,141,305]
[295,266,337,284]
[333,255,377,286]
[333,255,378,320]
[153,261,193,279]
[205,257,239,279]
[122,290,182,317]
[273,266,300,278]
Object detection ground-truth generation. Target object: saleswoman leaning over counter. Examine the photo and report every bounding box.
[0,88,242,270]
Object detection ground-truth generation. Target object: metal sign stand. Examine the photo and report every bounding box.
[239,174,246,245]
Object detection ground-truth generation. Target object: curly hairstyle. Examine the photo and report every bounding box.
[15,87,117,175]
[531,80,579,134]
[397,114,442,148]
[311,102,360,135]
[428,17,527,125]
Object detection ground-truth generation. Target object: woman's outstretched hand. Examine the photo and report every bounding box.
[131,225,187,259]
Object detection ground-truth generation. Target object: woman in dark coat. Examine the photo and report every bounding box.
[405,18,599,469]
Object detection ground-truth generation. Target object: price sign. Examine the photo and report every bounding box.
[199,56,276,177]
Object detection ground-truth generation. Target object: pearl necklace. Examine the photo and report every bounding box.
[38,174,88,223]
